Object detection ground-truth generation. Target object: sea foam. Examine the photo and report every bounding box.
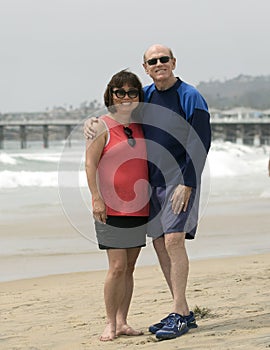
[0,141,269,189]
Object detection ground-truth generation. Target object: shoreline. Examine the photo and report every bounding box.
[1,253,269,349]
[1,246,269,284]
[1,196,269,283]
[0,250,249,286]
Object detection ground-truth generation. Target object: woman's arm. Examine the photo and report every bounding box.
[85,121,107,223]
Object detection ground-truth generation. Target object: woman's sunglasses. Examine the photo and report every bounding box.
[123,126,136,147]
[146,56,171,66]
[112,89,139,99]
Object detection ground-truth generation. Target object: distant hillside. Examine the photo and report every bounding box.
[196,75,270,110]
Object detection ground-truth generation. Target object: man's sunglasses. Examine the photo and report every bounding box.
[123,126,136,147]
[111,89,139,99]
[146,56,172,66]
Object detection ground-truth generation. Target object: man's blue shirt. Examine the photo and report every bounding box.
[142,78,211,188]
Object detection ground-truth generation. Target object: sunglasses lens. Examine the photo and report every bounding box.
[123,127,136,147]
[127,90,139,99]
[112,89,139,99]
[147,56,170,65]
[160,56,170,63]
[128,138,136,147]
[124,127,132,136]
[114,89,126,98]
[147,58,157,66]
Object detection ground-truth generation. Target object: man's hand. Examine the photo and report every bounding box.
[84,117,99,139]
[170,184,192,215]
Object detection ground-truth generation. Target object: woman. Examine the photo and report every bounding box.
[85,70,149,341]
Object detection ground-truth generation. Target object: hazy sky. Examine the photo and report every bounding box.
[1,0,270,112]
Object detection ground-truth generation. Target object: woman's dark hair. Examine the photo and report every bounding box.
[104,69,144,115]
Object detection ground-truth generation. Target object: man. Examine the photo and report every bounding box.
[84,44,211,340]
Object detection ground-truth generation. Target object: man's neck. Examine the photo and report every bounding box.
[154,76,178,91]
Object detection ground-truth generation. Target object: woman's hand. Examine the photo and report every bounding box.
[93,197,107,223]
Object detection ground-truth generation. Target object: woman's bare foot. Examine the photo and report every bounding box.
[99,323,116,341]
[116,324,144,336]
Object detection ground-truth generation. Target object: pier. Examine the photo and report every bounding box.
[0,118,270,149]
[0,120,79,149]
[211,119,270,145]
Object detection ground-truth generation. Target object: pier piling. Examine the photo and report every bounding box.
[0,119,269,148]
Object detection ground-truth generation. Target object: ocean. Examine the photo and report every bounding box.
[0,139,269,282]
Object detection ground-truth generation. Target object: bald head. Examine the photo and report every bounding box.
[143,44,174,62]
[142,44,177,90]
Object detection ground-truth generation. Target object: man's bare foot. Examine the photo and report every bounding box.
[116,324,144,336]
[99,323,116,341]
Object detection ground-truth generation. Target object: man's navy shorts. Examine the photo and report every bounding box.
[147,185,199,240]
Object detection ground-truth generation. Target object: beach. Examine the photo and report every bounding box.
[1,252,269,350]
[1,195,270,349]
[0,141,270,349]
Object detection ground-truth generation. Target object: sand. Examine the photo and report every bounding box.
[1,189,269,349]
[1,253,269,350]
